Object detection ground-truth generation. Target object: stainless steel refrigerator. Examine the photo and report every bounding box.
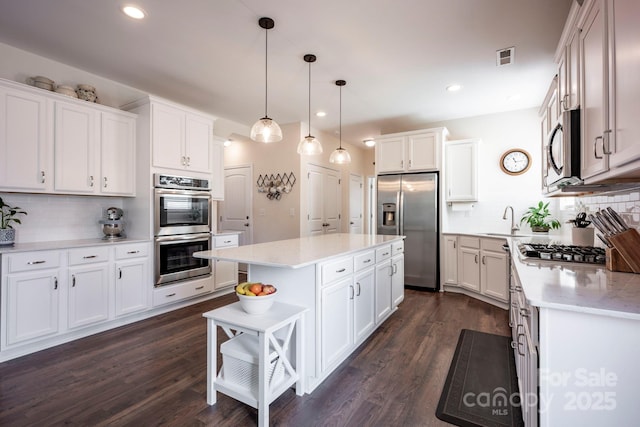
[377,173,439,290]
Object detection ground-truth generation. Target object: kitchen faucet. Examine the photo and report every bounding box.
[502,206,520,234]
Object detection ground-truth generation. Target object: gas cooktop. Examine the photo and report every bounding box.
[518,243,606,265]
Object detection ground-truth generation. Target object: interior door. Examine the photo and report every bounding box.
[307,167,324,235]
[307,164,341,235]
[349,174,363,234]
[219,166,253,247]
[322,168,341,234]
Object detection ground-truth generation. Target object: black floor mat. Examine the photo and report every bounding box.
[436,329,524,427]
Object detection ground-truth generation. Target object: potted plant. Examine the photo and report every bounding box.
[0,197,27,245]
[520,201,560,233]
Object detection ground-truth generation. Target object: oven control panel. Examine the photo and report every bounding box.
[154,174,210,190]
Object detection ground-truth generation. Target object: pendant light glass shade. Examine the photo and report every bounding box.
[298,54,322,155]
[251,17,282,143]
[329,80,351,164]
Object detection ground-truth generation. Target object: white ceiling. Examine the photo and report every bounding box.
[0,0,572,144]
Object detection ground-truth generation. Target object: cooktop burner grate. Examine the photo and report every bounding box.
[518,243,606,264]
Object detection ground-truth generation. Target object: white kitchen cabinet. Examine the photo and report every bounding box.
[558,25,581,113]
[101,111,136,196]
[577,0,640,181]
[210,136,225,200]
[67,246,110,329]
[443,235,458,285]
[151,101,214,174]
[152,275,213,307]
[455,236,508,303]
[353,267,375,345]
[375,128,448,174]
[320,277,353,371]
[375,257,392,324]
[0,83,51,192]
[114,243,150,317]
[444,139,478,202]
[54,100,98,193]
[390,240,405,307]
[67,264,109,329]
[307,164,341,235]
[213,234,239,290]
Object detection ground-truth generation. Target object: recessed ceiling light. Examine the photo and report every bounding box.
[363,139,376,147]
[122,5,146,19]
[223,139,232,147]
[316,111,326,117]
[446,84,462,92]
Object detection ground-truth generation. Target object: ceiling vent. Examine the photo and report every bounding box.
[496,47,515,66]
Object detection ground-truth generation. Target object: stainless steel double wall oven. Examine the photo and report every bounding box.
[154,174,212,286]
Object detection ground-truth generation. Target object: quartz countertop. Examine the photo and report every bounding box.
[509,236,640,320]
[194,233,404,269]
[0,237,151,254]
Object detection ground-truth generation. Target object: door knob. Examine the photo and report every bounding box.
[244,223,250,227]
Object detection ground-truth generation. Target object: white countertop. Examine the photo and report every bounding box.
[194,233,404,269]
[508,236,640,320]
[0,237,151,254]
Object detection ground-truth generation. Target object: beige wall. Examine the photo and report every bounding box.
[223,123,374,242]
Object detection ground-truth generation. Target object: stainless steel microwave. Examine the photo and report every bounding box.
[543,109,581,193]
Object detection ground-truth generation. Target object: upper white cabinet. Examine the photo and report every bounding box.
[558,25,581,112]
[375,128,449,174]
[0,85,51,192]
[445,139,478,202]
[151,100,214,174]
[0,78,136,196]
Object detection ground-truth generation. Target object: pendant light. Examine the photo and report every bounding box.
[329,80,351,164]
[250,17,282,143]
[297,54,322,155]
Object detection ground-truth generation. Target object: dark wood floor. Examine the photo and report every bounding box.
[0,289,509,426]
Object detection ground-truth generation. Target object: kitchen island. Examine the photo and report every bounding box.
[194,233,406,393]
[508,237,640,426]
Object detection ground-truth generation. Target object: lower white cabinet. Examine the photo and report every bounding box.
[6,270,60,345]
[449,235,508,305]
[213,234,239,290]
[152,275,213,307]
[375,261,392,323]
[391,241,405,307]
[321,277,353,371]
[68,264,109,329]
[354,267,376,345]
[1,242,151,353]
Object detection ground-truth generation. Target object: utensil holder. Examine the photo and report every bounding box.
[606,248,634,273]
[607,228,640,274]
[572,227,594,246]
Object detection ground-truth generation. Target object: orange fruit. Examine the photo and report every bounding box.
[249,284,263,295]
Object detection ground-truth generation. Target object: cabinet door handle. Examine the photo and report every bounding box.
[514,285,522,292]
[408,159,412,168]
[393,264,398,274]
[118,268,122,279]
[187,156,191,166]
[166,293,176,297]
[475,254,479,264]
[41,170,46,183]
[356,282,361,296]
[389,265,394,276]
[561,93,569,111]
[83,255,97,259]
[127,250,140,254]
[453,241,456,249]
[54,277,58,290]
[520,308,530,317]
[195,285,204,290]
[181,156,185,166]
[383,252,389,256]
[72,275,76,287]
[350,284,354,300]
[482,255,486,265]
[27,260,46,265]
[89,175,94,187]
[336,268,346,273]
[224,240,232,244]
[594,136,604,159]
[363,259,371,264]
[103,176,108,188]
[400,159,404,168]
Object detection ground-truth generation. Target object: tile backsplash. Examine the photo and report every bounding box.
[575,189,640,229]
[1,193,124,243]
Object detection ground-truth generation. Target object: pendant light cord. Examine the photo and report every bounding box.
[308,60,311,137]
[339,84,342,149]
[264,26,268,118]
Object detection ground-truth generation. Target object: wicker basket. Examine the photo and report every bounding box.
[221,333,285,392]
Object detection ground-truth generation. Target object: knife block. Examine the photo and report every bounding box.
[607,228,640,274]
[606,248,634,273]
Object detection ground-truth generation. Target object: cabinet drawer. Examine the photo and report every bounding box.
[482,238,507,253]
[115,243,149,260]
[354,250,375,272]
[376,245,392,263]
[458,236,480,249]
[6,251,60,273]
[68,247,109,266]
[214,234,238,248]
[321,257,353,285]
[153,277,213,307]
[392,240,404,255]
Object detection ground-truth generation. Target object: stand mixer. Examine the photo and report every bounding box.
[99,207,125,240]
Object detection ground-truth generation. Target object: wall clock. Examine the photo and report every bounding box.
[500,149,531,175]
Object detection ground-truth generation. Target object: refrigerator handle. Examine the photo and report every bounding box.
[398,190,404,235]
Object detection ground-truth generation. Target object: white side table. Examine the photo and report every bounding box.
[203,302,308,427]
